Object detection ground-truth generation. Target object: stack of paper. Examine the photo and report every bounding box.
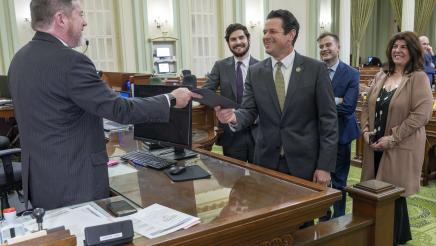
[22,204,114,246]
[126,204,200,239]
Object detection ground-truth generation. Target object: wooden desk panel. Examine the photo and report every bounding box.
[105,130,402,245]
[106,130,341,245]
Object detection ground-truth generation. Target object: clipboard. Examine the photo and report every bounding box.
[191,88,239,109]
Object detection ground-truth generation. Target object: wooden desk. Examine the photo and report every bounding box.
[106,131,402,245]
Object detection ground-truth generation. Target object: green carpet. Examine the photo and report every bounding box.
[211,144,436,245]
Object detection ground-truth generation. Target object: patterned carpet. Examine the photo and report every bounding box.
[211,145,436,246]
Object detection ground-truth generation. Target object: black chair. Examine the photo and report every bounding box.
[182,70,192,77]
[182,74,197,88]
[0,135,22,216]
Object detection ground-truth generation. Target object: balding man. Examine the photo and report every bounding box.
[419,35,435,86]
[8,0,199,209]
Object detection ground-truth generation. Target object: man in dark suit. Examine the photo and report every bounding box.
[215,10,338,186]
[203,23,258,162]
[317,32,360,220]
[7,0,198,210]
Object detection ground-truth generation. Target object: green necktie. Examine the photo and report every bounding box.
[275,61,286,110]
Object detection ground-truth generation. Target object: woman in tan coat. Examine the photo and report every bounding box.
[361,32,433,245]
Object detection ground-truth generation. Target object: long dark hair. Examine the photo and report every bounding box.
[384,31,424,75]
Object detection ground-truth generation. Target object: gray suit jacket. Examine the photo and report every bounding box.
[234,53,338,180]
[203,56,258,147]
[8,32,170,209]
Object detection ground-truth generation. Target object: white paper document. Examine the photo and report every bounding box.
[108,163,138,178]
[127,203,200,239]
[22,204,114,246]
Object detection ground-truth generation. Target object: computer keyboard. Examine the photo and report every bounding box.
[120,151,176,170]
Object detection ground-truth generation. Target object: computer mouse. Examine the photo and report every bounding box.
[169,166,186,175]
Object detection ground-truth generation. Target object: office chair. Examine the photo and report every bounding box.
[182,74,197,88]
[0,135,22,216]
[182,70,192,77]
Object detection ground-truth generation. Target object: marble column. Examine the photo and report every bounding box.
[401,0,415,31]
[339,0,351,65]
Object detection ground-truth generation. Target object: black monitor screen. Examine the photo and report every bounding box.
[133,85,192,150]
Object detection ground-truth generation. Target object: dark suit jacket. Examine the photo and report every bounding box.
[203,56,259,147]
[332,61,360,144]
[8,32,170,209]
[234,52,338,180]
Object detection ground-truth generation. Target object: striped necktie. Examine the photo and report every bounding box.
[275,61,286,110]
[329,68,335,80]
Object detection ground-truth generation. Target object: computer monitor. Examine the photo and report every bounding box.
[158,63,170,73]
[133,84,196,160]
[0,76,11,98]
[156,47,171,58]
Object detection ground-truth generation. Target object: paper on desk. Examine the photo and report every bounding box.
[108,163,138,178]
[126,203,200,239]
[23,204,114,246]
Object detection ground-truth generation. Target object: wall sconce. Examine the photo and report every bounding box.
[248,20,260,29]
[154,18,168,30]
[319,20,330,32]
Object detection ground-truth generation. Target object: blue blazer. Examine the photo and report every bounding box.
[331,61,361,144]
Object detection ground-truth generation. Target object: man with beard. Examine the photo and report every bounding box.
[7,0,198,209]
[317,32,360,221]
[215,10,337,189]
[203,23,258,162]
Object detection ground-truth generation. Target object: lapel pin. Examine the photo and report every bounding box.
[296,67,301,72]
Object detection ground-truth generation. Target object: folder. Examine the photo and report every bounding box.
[191,88,239,109]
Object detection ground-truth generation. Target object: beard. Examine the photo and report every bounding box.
[230,42,250,58]
[67,26,83,48]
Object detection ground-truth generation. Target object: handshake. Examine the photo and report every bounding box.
[214,106,237,124]
[169,88,202,108]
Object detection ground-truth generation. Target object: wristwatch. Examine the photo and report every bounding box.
[168,93,176,107]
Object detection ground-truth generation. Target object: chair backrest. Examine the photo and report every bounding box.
[182,74,197,88]
[182,70,192,77]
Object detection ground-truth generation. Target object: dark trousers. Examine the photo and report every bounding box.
[222,131,255,163]
[277,156,314,229]
[374,151,412,245]
[319,143,351,221]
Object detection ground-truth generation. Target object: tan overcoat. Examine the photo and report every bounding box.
[361,71,433,196]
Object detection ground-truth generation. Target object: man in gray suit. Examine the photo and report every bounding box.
[203,23,258,162]
[216,9,337,186]
[7,0,198,210]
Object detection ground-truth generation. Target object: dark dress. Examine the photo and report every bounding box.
[373,87,412,246]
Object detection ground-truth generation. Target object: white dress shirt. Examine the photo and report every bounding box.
[234,53,251,85]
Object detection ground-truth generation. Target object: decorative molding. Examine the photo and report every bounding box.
[253,234,294,246]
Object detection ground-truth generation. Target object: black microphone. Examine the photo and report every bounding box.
[32,208,45,231]
[83,38,89,54]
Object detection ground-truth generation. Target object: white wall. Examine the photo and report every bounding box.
[147,0,174,37]
[268,0,315,55]
[14,0,34,48]
[268,0,309,55]
[245,0,264,60]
